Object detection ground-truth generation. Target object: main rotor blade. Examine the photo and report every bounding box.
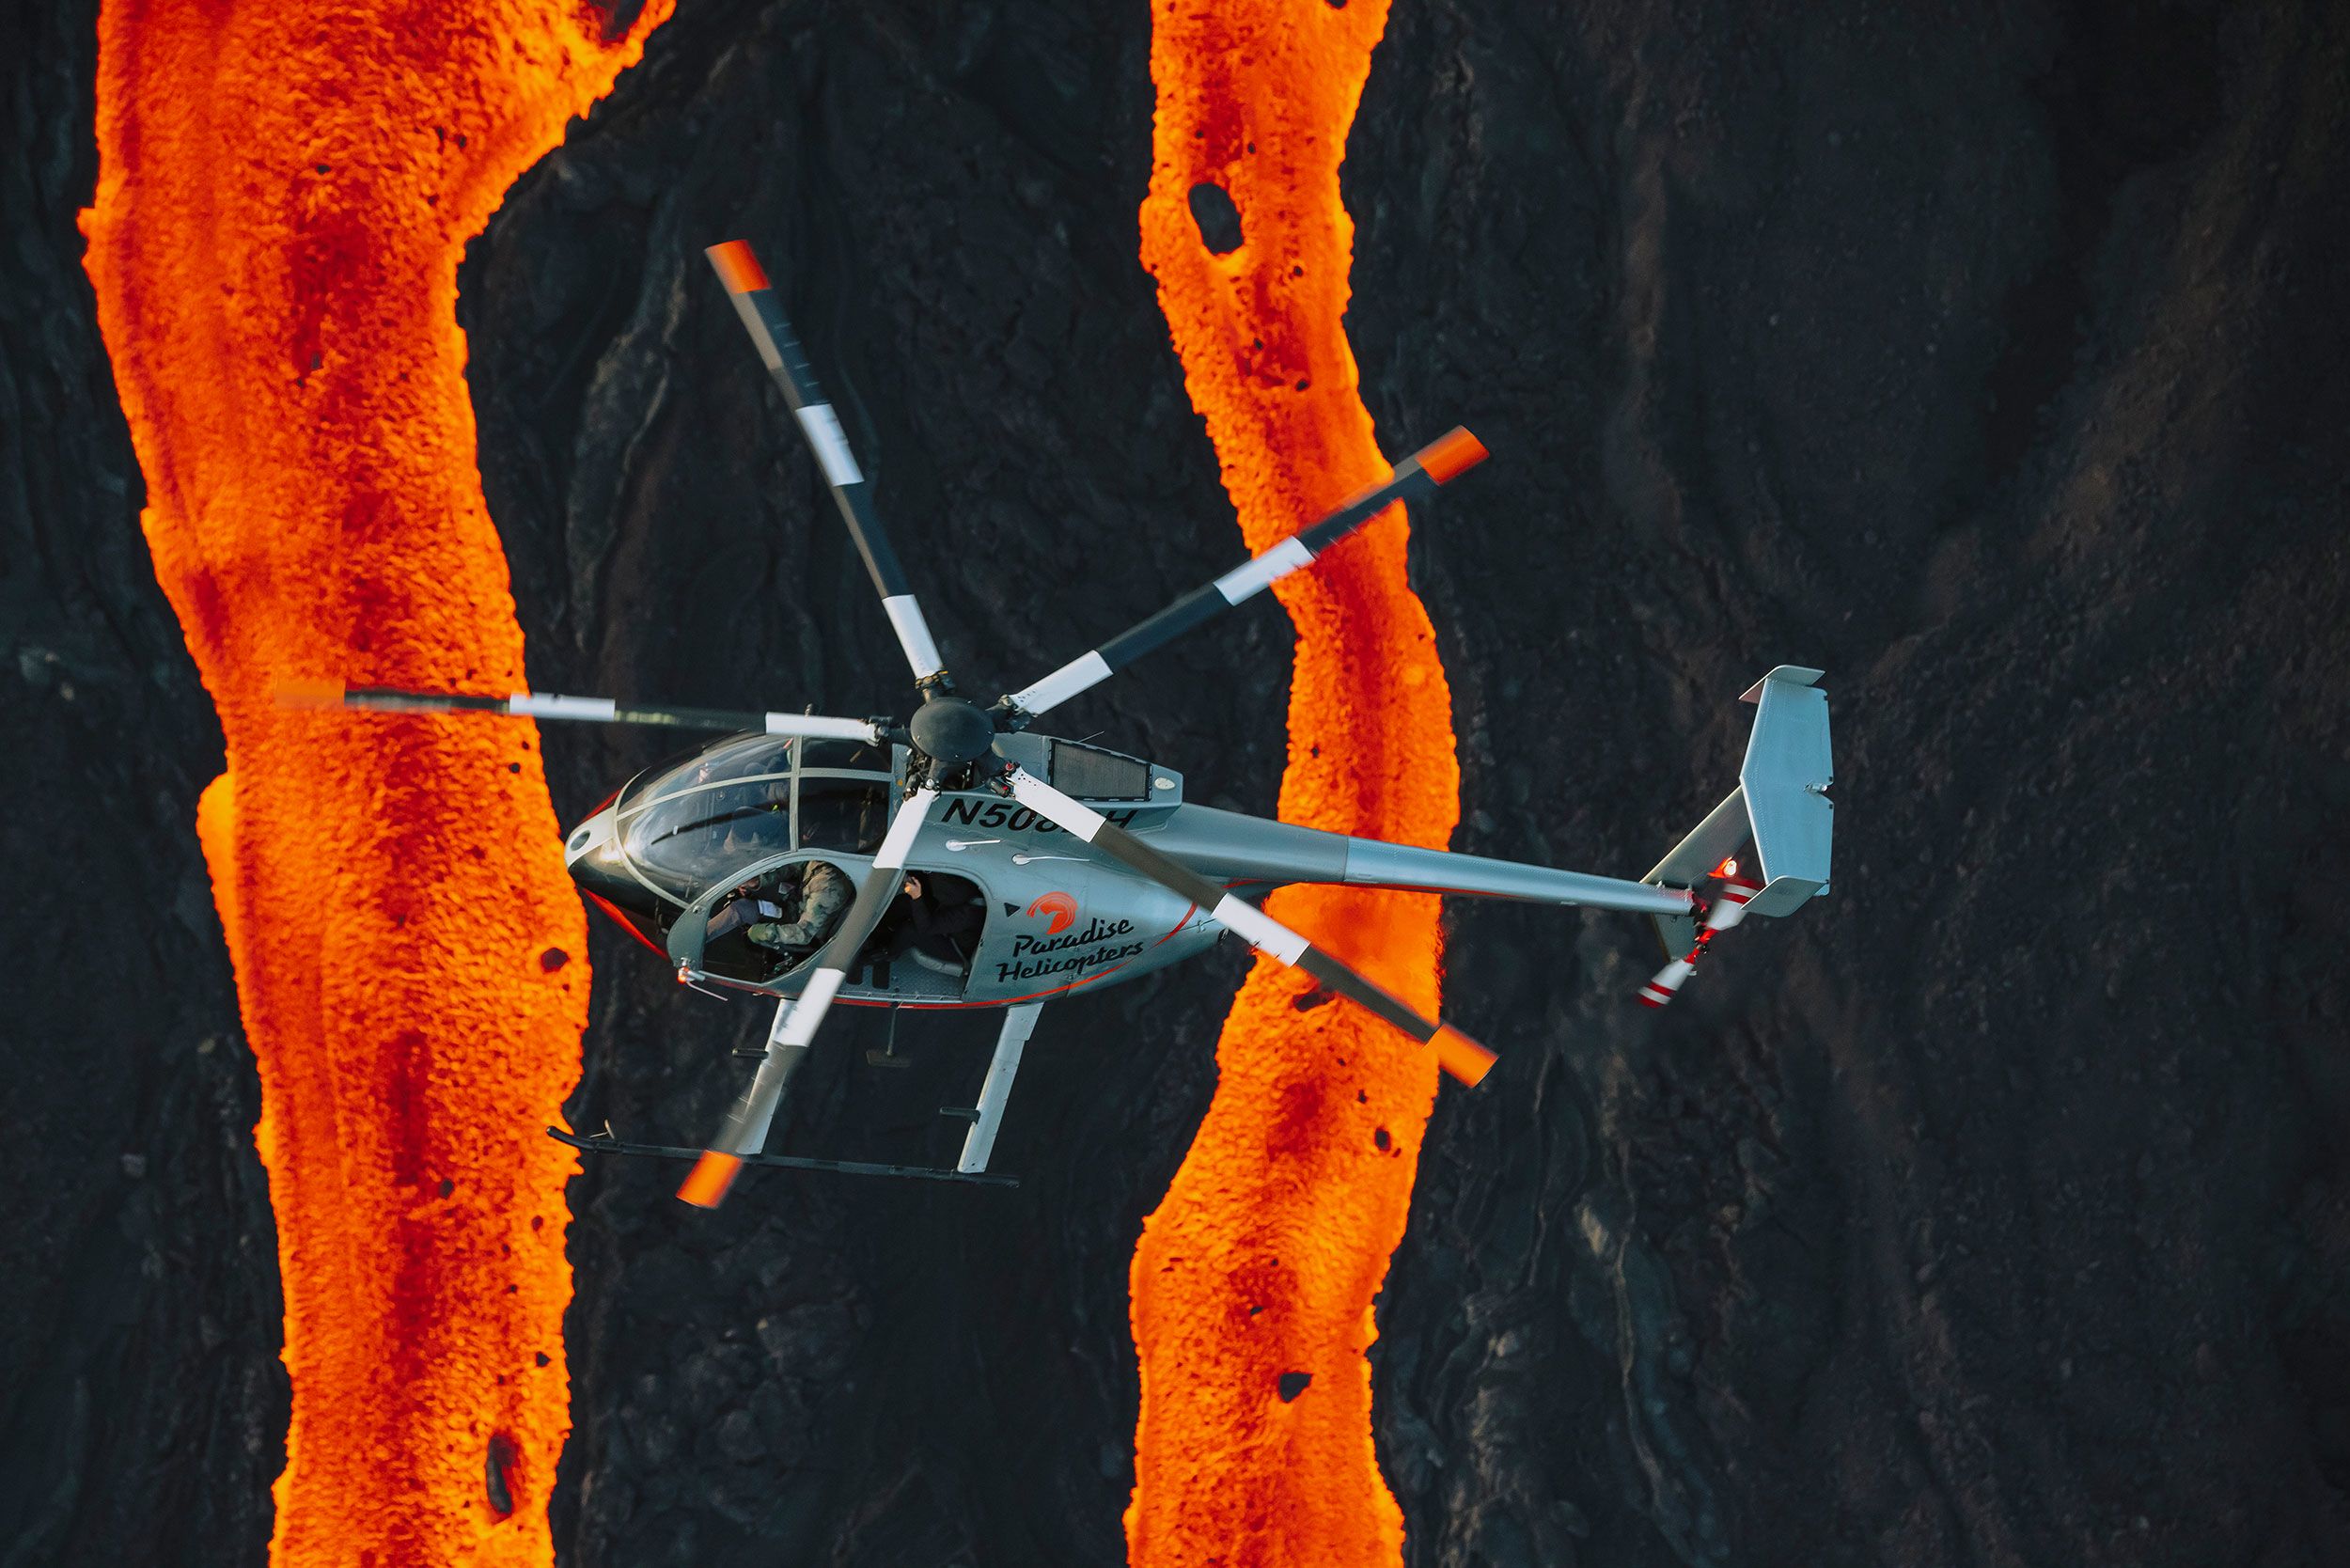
[679,786,942,1208]
[1001,428,1488,718]
[1000,769,1496,1086]
[697,996,809,1168]
[706,240,950,689]
[277,679,887,743]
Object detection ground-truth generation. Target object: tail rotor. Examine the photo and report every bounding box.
[1637,862,1759,1009]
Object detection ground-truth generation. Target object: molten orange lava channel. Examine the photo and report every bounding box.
[82,2,668,1562]
[1133,2,1457,1563]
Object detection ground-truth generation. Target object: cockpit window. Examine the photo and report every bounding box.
[620,778,793,901]
[634,733,795,792]
[600,730,898,905]
[796,740,894,773]
[796,776,890,854]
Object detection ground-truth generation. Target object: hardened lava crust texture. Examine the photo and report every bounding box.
[77,1,669,1565]
[5,2,2349,1567]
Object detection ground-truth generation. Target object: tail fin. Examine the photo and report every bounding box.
[1637,667,1833,996]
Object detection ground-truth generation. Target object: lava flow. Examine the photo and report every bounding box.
[82,2,667,1563]
[1133,1,1459,1563]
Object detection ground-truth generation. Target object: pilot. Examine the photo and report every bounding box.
[745,859,854,958]
[704,877,789,945]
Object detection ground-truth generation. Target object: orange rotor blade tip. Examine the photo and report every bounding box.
[677,1151,744,1209]
[1418,427,1490,485]
[1434,1026,1497,1088]
[705,240,769,296]
[274,676,345,710]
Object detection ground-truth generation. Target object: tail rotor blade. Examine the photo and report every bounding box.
[1001,427,1488,719]
[678,787,942,1207]
[999,768,1496,1086]
[706,240,950,690]
[277,679,886,742]
[1637,878,1758,1009]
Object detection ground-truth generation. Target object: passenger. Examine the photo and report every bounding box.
[880,873,984,973]
[746,859,854,957]
[875,875,932,962]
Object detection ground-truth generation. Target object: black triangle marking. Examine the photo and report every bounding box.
[1002,901,1020,917]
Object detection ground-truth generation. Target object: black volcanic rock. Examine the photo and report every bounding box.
[1352,4,2350,1564]
[6,1,2348,1565]
[0,3,280,1564]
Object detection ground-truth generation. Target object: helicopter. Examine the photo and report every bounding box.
[287,238,1834,1207]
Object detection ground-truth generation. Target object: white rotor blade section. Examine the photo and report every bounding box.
[680,788,942,1207]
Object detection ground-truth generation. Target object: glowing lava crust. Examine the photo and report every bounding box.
[1134,1,1460,1564]
[83,2,668,1563]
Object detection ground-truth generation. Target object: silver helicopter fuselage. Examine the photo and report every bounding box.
[562,728,1685,1012]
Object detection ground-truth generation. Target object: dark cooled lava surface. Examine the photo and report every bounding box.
[5,1,2347,1565]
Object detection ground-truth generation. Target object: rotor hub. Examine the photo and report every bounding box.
[908,694,996,771]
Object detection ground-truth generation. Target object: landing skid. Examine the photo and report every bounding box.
[547,1126,1018,1187]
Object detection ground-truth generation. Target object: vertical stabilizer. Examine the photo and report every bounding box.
[1736,666,1832,916]
[1638,666,1834,976]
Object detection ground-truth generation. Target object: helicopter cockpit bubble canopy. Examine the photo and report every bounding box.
[565,733,899,913]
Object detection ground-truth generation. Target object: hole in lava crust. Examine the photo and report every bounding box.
[1189,180,1245,254]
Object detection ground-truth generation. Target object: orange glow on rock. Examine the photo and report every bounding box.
[82,2,669,1563]
[1135,2,1459,1563]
